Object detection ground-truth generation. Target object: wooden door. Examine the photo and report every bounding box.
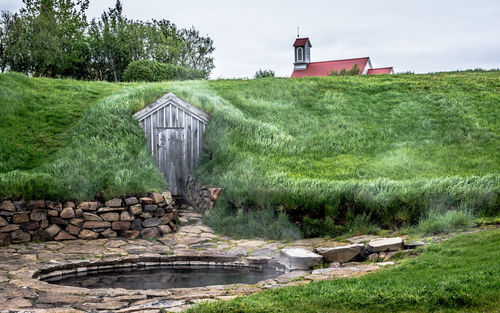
[157,127,184,195]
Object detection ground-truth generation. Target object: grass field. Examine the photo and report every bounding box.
[187,228,500,313]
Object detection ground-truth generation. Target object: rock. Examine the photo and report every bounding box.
[74,208,83,217]
[82,221,111,229]
[46,201,62,211]
[129,204,142,215]
[111,221,131,231]
[28,200,45,209]
[47,209,59,217]
[162,191,173,205]
[0,216,8,226]
[122,230,140,239]
[142,218,161,228]
[40,220,49,228]
[140,197,153,204]
[97,207,125,213]
[78,229,99,240]
[143,204,158,213]
[50,217,68,225]
[159,224,171,234]
[140,212,153,219]
[63,201,76,209]
[367,253,379,261]
[11,230,31,243]
[0,224,20,232]
[101,228,117,238]
[60,207,75,219]
[279,248,323,270]
[0,232,11,245]
[161,213,174,225]
[153,207,166,217]
[0,200,16,212]
[83,212,102,221]
[21,222,39,231]
[66,224,81,236]
[141,227,160,238]
[120,211,134,221]
[150,193,164,204]
[45,224,61,237]
[30,209,47,221]
[12,213,29,224]
[69,218,85,227]
[13,201,26,211]
[314,244,365,263]
[208,188,222,202]
[101,212,120,222]
[131,219,142,230]
[3,297,32,308]
[77,201,99,211]
[55,230,76,241]
[33,229,51,241]
[105,198,122,207]
[367,237,403,252]
[124,197,139,206]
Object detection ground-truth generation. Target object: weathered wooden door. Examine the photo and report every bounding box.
[157,128,184,195]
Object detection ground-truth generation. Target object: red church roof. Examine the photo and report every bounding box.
[293,38,311,47]
[291,57,370,78]
[367,67,393,75]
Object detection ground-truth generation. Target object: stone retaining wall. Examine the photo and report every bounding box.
[0,192,177,245]
[185,176,222,211]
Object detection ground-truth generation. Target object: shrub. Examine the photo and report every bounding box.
[123,60,207,82]
[329,63,361,76]
[254,69,275,79]
[415,208,476,235]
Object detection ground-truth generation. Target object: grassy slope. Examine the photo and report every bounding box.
[0,73,167,200]
[0,72,123,172]
[168,72,500,235]
[188,228,500,313]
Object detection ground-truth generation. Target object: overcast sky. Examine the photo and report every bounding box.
[1,0,499,78]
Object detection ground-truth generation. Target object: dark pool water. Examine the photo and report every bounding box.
[45,266,281,289]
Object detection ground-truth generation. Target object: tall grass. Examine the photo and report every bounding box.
[168,72,500,236]
[0,79,168,200]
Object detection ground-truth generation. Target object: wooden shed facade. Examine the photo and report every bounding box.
[133,93,210,196]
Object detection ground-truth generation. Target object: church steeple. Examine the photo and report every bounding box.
[293,37,312,70]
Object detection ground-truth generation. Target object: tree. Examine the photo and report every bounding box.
[254,69,275,78]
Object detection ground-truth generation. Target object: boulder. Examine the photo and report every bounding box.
[101,212,120,222]
[83,213,102,221]
[63,201,76,209]
[66,224,81,236]
[131,219,142,230]
[82,221,111,229]
[33,229,51,242]
[47,210,59,217]
[162,192,173,205]
[30,209,47,221]
[0,200,16,212]
[28,200,45,209]
[101,228,117,238]
[367,237,403,252]
[45,224,61,237]
[0,216,8,227]
[120,211,134,222]
[143,205,158,213]
[50,217,68,226]
[314,244,365,263]
[55,231,76,241]
[13,201,26,211]
[129,204,142,215]
[69,218,85,227]
[139,197,153,205]
[140,212,153,219]
[11,230,31,243]
[151,193,164,204]
[142,218,161,228]
[60,207,75,219]
[0,232,11,245]
[40,220,49,228]
[279,248,323,270]
[77,202,99,211]
[0,224,20,232]
[74,208,83,217]
[124,197,138,206]
[45,201,62,211]
[21,222,39,231]
[78,229,99,240]
[12,213,29,224]
[111,221,131,231]
[122,230,140,239]
[141,227,160,238]
[105,198,122,208]
[159,224,171,235]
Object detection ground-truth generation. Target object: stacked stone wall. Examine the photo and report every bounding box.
[0,192,177,245]
[185,176,221,211]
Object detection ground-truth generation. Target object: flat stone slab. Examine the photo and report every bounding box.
[367,237,403,252]
[279,248,323,270]
[315,244,365,263]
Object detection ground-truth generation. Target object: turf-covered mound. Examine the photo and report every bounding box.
[0,73,167,200]
[167,71,500,236]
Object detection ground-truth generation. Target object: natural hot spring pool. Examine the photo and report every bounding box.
[43,266,281,289]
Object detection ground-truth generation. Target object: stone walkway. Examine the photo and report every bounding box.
[0,205,394,312]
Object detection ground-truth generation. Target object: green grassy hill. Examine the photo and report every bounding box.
[0,71,498,236]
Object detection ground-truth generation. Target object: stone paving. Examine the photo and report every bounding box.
[0,205,391,312]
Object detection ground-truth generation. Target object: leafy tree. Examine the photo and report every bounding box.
[254,69,275,78]
[329,63,361,76]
